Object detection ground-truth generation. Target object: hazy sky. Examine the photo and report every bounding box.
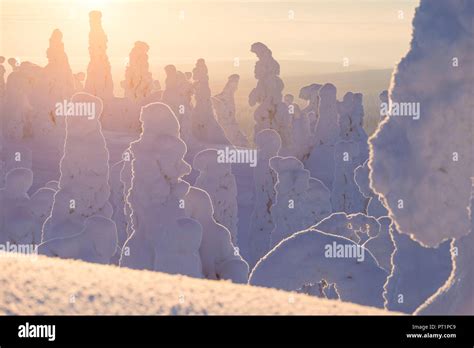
[1,0,418,74]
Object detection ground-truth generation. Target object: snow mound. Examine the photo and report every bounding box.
[249,230,387,308]
[0,255,396,315]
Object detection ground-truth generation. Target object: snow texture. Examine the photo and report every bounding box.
[369,0,473,247]
[0,255,396,315]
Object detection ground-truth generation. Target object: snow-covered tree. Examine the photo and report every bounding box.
[331,92,369,213]
[299,83,322,133]
[305,83,339,190]
[0,168,34,245]
[249,229,387,308]
[185,186,249,283]
[384,226,452,314]
[314,212,380,245]
[124,41,153,102]
[119,102,202,277]
[85,11,114,100]
[212,74,248,147]
[41,93,115,253]
[269,156,332,247]
[354,160,388,217]
[248,129,281,267]
[369,0,473,314]
[286,94,311,161]
[192,58,229,145]
[194,149,239,243]
[249,42,290,145]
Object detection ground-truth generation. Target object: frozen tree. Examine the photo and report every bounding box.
[185,186,249,283]
[42,29,75,99]
[249,229,387,308]
[331,92,369,213]
[364,216,395,273]
[416,185,473,315]
[162,64,199,172]
[0,168,34,245]
[249,43,287,141]
[369,0,473,314]
[305,83,339,190]
[119,102,203,277]
[299,83,322,133]
[194,149,239,243]
[286,94,311,161]
[384,227,452,314]
[192,59,229,145]
[248,129,281,267]
[124,41,153,102]
[331,141,367,214]
[38,216,118,265]
[273,98,293,156]
[85,11,114,99]
[212,74,249,147]
[162,65,193,126]
[18,29,74,189]
[269,156,332,247]
[354,160,388,217]
[2,62,38,140]
[42,93,114,244]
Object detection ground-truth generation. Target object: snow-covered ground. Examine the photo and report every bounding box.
[0,254,397,315]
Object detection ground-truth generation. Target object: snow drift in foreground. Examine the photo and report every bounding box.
[0,255,396,315]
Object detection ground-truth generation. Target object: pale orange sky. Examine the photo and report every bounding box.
[1,0,418,75]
